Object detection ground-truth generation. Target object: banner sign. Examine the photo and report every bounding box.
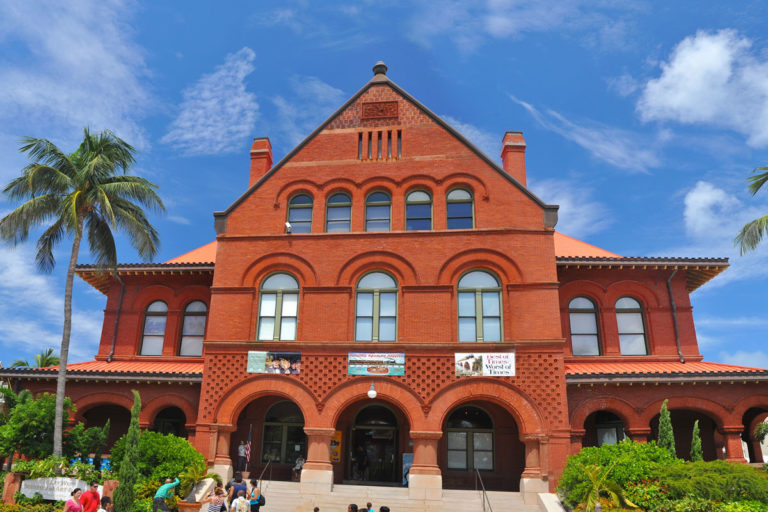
[20,478,102,501]
[348,352,405,376]
[330,430,342,462]
[455,352,515,377]
[247,351,301,374]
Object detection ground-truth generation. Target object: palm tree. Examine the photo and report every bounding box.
[735,166,768,254]
[0,128,164,457]
[10,348,60,368]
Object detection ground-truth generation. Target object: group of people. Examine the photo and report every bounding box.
[202,471,263,512]
[63,482,112,512]
[346,503,389,512]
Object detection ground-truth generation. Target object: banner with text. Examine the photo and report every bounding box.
[348,352,405,376]
[247,351,301,374]
[455,352,515,377]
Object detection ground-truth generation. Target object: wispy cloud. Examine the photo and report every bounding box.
[167,215,191,225]
[637,29,768,148]
[511,96,660,172]
[162,47,258,156]
[0,245,102,364]
[440,115,499,162]
[697,316,768,327]
[271,76,345,148]
[529,179,612,238]
[719,349,768,369]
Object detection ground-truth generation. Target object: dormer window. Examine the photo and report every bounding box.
[288,194,313,233]
[406,190,432,230]
[179,301,207,356]
[365,192,391,232]
[140,301,168,355]
[326,193,351,232]
[569,297,600,356]
[447,189,474,229]
[616,297,648,355]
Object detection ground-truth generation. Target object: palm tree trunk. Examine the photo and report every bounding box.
[53,224,82,457]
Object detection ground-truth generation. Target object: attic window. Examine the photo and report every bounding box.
[359,129,402,161]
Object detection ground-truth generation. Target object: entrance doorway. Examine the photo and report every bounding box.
[349,405,398,484]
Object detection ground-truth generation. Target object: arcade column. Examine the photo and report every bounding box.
[625,427,651,443]
[520,434,549,505]
[722,426,746,462]
[300,427,336,494]
[211,425,236,483]
[408,431,443,500]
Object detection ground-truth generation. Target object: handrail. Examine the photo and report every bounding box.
[257,460,272,490]
[474,469,494,512]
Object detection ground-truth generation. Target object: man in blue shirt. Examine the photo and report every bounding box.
[153,477,179,512]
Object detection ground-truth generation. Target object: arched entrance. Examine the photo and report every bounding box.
[83,404,131,450]
[234,397,307,481]
[440,402,525,491]
[335,401,410,485]
[152,407,187,438]
[650,410,719,461]
[742,408,768,463]
[583,411,626,447]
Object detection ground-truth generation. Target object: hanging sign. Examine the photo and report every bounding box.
[247,351,302,374]
[347,352,405,376]
[330,430,342,463]
[455,352,515,377]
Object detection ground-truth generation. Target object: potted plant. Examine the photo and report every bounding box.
[177,461,222,511]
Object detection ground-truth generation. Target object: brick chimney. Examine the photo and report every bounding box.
[249,137,273,187]
[500,131,527,186]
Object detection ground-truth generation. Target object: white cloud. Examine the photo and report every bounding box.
[637,29,768,147]
[0,245,103,364]
[0,0,151,152]
[440,115,499,162]
[162,47,259,156]
[697,316,768,327]
[167,215,191,225]
[608,73,641,97]
[271,76,345,148]
[529,179,612,238]
[511,96,660,172]
[719,350,768,369]
[684,181,743,240]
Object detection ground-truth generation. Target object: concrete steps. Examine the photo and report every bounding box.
[254,480,541,512]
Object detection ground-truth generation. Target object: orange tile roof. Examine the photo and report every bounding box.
[566,360,768,380]
[165,241,217,264]
[553,232,621,258]
[24,360,203,376]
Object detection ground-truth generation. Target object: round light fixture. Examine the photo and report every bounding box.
[367,383,377,399]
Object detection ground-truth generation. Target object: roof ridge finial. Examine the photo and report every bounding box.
[373,61,388,76]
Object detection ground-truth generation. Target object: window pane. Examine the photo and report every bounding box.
[406,219,431,230]
[144,316,167,335]
[407,190,431,202]
[620,334,647,355]
[482,318,501,341]
[482,292,500,316]
[262,274,299,290]
[147,301,167,313]
[260,294,277,316]
[282,293,298,316]
[447,450,467,469]
[290,195,312,205]
[459,271,498,288]
[597,428,618,446]
[366,220,390,231]
[263,443,282,463]
[280,318,297,340]
[356,318,373,341]
[473,432,493,450]
[367,192,390,203]
[359,273,396,289]
[258,318,275,340]
[570,312,597,334]
[291,221,312,233]
[327,220,351,232]
[572,335,600,356]
[569,297,595,309]
[617,312,644,333]
[357,293,373,315]
[289,208,312,222]
[473,451,493,470]
[183,315,206,336]
[447,216,473,229]
[379,293,396,316]
[407,204,431,217]
[379,317,396,341]
[459,318,476,342]
[458,292,475,316]
[328,193,350,204]
[140,336,163,356]
[327,206,351,220]
[447,432,467,449]
[179,337,203,356]
[447,189,472,201]
[616,297,641,309]
[185,301,207,313]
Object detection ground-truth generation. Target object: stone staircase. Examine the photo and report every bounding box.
[253,480,543,512]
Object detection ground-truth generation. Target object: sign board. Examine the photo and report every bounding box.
[348,353,405,376]
[247,351,301,374]
[455,352,515,377]
[330,430,342,463]
[402,452,413,486]
[20,477,102,501]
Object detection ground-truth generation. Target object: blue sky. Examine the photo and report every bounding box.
[0,0,767,366]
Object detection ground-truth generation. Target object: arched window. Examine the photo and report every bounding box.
[288,194,313,233]
[405,190,432,230]
[569,297,600,356]
[356,272,397,341]
[458,271,501,342]
[262,401,306,464]
[365,191,391,232]
[616,297,648,355]
[447,188,474,229]
[140,301,167,355]
[179,301,207,356]
[258,273,299,341]
[326,193,351,232]
[446,406,494,471]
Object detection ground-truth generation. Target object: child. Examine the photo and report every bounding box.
[97,496,113,512]
[230,489,249,512]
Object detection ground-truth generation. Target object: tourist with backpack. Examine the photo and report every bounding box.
[248,478,264,511]
[202,488,227,512]
[230,490,249,512]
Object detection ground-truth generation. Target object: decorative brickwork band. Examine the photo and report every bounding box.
[361,101,398,120]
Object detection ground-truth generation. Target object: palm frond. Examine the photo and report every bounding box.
[9,359,31,368]
[100,176,165,213]
[0,194,63,244]
[18,137,77,177]
[735,214,768,255]
[112,198,161,260]
[747,167,768,196]
[35,218,67,273]
[84,212,118,270]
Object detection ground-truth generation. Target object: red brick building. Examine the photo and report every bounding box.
[4,62,768,500]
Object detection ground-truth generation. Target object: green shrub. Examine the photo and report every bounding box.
[659,460,768,502]
[722,502,768,512]
[111,430,205,485]
[12,456,106,482]
[654,496,720,512]
[557,440,679,507]
[624,480,671,511]
[0,505,60,512]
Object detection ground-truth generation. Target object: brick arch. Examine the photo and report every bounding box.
[359,176,398,191]
[240,252,318,288]
[639,396,730,429]
[427,379,545,435]
[74,392,133,420]
[559,280,609,310]
[336,251,419,286]
[321,379,425,430]
[441,173,489,199]
[319,182,357,200]
[129,284,176,310]
[141,394,198,427]
[606,280,663,309]
[437,249,523,285]
[570,395,640,430]
[274,180,322,205]
[733,395,768,424]
[214,376,319,427]
[400,174,441,191]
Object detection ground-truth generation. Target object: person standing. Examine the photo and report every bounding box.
[153,477,179,512]
[248,478,261,512]
[237,441,247,472]
[97,497,113,512]
[227,472,247,504]
[64,488,83,512]
[80,481,100,512]
[202,488,227,512]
